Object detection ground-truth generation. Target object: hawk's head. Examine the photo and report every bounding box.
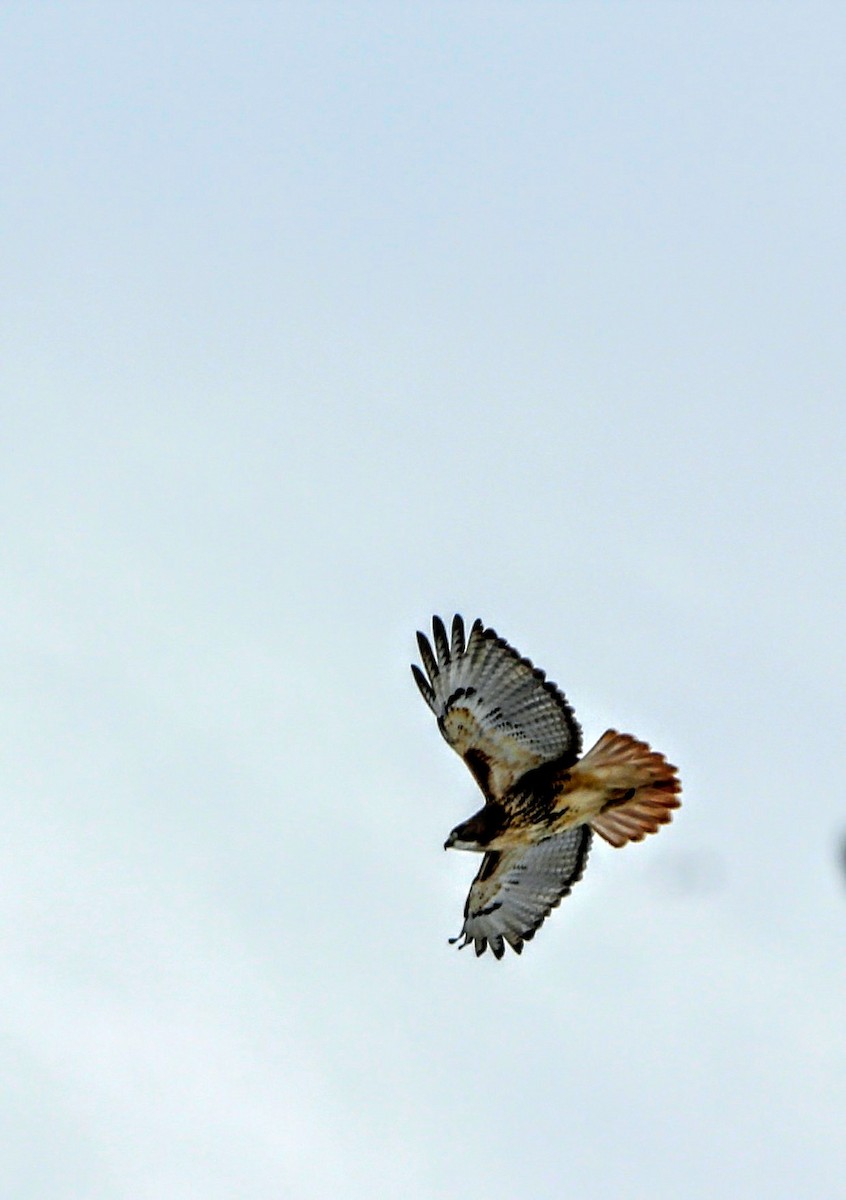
[444,803,506,851]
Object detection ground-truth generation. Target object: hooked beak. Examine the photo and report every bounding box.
[444,831,456,850]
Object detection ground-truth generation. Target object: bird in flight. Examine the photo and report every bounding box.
[412,615,681,959]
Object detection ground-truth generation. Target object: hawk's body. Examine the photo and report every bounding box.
[412,615,681,959]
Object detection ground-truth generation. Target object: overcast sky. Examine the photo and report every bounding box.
[3,5,846,1198]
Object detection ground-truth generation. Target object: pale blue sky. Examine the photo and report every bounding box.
[2,5,846,1198]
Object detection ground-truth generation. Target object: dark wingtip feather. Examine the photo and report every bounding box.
[416,631,438,684]
[450,613,465,658]
[411,664,436,708]
[465,618,484,652]
[431,615,450,666]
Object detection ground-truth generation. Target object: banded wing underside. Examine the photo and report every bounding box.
[412,615,582,800]
[454,826,593,959]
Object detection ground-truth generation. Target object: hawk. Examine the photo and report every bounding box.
[412,615,681,959]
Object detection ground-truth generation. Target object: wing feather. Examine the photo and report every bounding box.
[452,827,593,959]
[411,615,582,799]
[410,664,436,709]
[450,613,466,659]
[432,615,450,667]
[416,631,439,691]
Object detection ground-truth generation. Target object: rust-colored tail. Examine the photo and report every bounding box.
[576,729,681,848]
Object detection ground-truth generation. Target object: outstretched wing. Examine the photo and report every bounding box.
[412,615,582,801]
[452,827,593,959]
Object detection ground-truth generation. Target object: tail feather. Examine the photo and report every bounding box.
[577,729,681,849]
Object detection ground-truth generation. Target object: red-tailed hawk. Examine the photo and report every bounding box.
[412,615,681,959]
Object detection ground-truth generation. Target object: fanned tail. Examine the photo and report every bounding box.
[577,729,681,848]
